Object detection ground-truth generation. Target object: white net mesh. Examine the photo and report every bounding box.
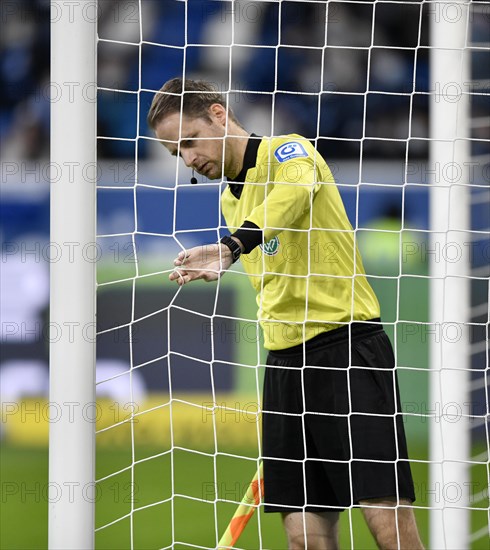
[94,1,489,548]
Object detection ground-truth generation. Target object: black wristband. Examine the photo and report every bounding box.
[232,221,263,254]
[220,235,242,263]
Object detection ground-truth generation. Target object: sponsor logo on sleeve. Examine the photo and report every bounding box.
[260,236,280,256]
[274,141,308,163]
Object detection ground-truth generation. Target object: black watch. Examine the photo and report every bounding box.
[219,236,242,263]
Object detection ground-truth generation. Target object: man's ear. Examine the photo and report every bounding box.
[209,103,227,126]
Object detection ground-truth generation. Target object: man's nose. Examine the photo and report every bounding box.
[181,150,197,168]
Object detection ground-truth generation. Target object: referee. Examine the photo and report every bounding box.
[148,78,423,550]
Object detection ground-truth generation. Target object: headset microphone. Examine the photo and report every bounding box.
[190,169,197,184]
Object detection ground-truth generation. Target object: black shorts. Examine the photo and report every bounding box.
[262,319,416,513]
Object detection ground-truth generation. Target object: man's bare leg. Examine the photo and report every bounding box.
[281,511,340,550]
[360,498,424,550]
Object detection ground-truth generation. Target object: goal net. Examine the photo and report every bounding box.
[50,1,489,548]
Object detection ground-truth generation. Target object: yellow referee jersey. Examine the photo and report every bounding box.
[221,134,380,350]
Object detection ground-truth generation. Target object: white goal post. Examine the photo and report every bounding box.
[429,1,486,548]
[49,1,97,548]
[47,0,487,548]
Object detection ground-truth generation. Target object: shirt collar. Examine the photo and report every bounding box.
[232,133,261,183]
[226,134,261,199]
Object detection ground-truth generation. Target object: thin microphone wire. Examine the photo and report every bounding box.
[191,169,197,184]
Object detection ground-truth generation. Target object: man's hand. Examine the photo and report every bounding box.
[169,244,234,286]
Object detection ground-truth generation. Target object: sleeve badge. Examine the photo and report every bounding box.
[274,141,308,163]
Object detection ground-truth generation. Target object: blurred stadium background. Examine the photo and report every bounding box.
[1,1,488,548]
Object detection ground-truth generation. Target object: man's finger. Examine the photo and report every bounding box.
[177,273,191,285]
[169,269,186,281]
[175,249,190,266]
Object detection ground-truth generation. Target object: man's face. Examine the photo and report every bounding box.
[154,107,228,180]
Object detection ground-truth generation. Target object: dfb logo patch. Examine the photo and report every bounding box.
[274,142,308,163]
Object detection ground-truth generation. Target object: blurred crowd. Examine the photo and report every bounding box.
[1,0,488,161]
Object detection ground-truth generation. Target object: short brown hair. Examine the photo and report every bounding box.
[147,77,241,130]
